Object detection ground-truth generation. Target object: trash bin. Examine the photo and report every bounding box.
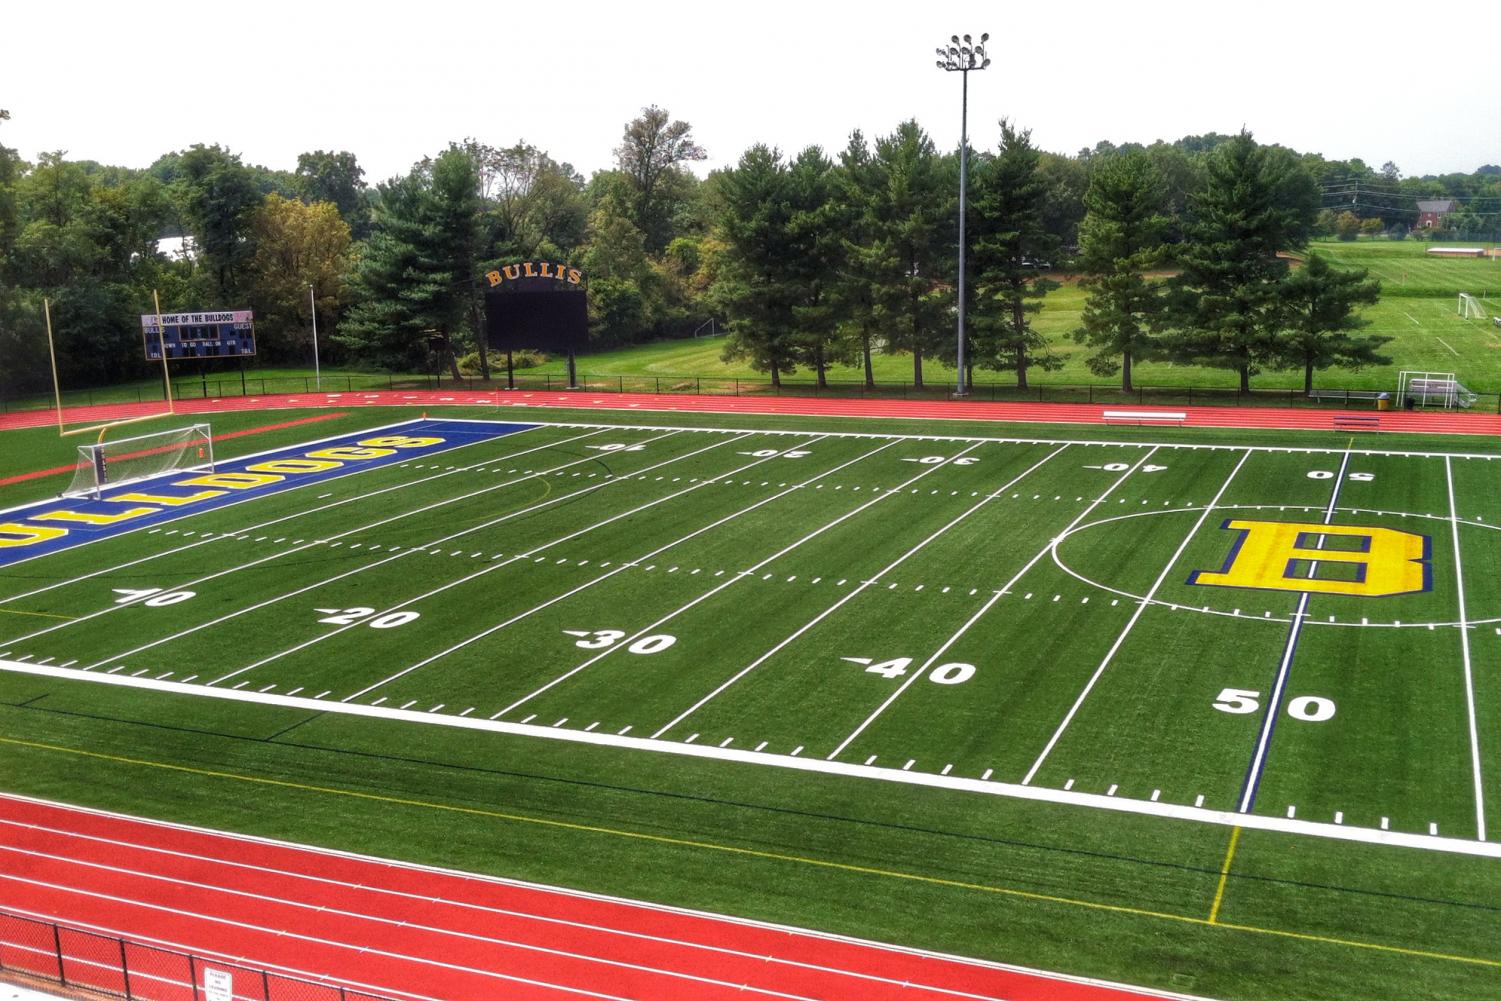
[1376,393,1392,411]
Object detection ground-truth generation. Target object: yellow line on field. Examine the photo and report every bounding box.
[1,736,1498,970]
[1208,825,1241,924]
[0,607,75,621]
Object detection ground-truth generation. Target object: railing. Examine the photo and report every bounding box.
[5,371,1500,415]
[0,908,398,1001]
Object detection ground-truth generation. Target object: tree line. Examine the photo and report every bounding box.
[2,102,1495,397]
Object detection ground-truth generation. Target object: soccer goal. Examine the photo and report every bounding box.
[1397,371,1477,410]
[1459,293,1485,319]
[62,424,214,499]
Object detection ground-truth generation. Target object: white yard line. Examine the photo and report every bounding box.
[1023,449,1253,786]
[0,423,583,609]
[499,440,1006,720]
[1435,336,1461,357]
[69,431,725,671]
[1234,450,1350,813]
[2,428,670,649]
[1,661,1495,862]
[219,432,819,685]
[324,436,886,700]
[1402,311,1422,326]
[1445,456,1488,841]
[828,445,1157,759]
[650,441,1066,738]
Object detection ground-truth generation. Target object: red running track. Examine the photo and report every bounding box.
[3,388,1501,437]
[0,794,1211,1001]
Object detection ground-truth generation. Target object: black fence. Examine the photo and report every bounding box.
[5,371,1500,415]
[0,908,398,1001]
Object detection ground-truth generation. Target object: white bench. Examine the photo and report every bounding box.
[1101,410,1186,426]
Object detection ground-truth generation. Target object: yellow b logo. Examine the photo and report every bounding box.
[1189,520,1430,598]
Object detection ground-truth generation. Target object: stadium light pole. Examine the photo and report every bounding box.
[936,32,989,397]
[308,282,321,390]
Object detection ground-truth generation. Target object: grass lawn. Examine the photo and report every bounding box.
[2,404,1501,1000]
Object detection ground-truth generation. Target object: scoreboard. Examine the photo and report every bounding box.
[141,309,256,360]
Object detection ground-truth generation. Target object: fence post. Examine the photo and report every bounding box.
[1138,386,1144,405]
[655,377,660,394]
[262,968,271,997]
[734,379,739,396]
[697,377,701,394]
[53,923,66,986]
[618,375,623,393]
[120,938,132,999]
[304,376,309,392]
[189,955,199,1001]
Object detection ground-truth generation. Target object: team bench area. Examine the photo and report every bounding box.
[1100,410,1186,426]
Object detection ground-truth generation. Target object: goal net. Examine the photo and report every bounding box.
[1459,293,1485,319]
[1397,371,1477,410]
[63,424,214,499]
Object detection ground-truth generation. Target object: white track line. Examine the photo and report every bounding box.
[1023,448,1253,786]
[0,860,834,1001]
[1446,456,1487,841]
[651,440,1059,738]
[0,816,1019,1001]
[2,428,682,649]
[829,444,1161,759]
[0,875,641,1001]
[1236,450,1349,813]
[499,440,999,719]
[0,792,1215,1001]
[81,430,737,674]
[333,436,881,701]
[0,423,576,607]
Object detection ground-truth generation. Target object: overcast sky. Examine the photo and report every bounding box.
[4,0,1497,185]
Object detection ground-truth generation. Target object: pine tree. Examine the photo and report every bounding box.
[969,120,1060,389]
[1073,150,1172,392]
[1166,132,1319,391]
[854,121,951,389]
[1274,253,1387,394]
[716,145,799,387]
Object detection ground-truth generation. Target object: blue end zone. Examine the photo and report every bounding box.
[0,419,536,568]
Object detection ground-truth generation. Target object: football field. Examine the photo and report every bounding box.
[3,412,1501,999]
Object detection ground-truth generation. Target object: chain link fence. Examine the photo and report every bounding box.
[5,370,1497,414]
[0,909,398,1001]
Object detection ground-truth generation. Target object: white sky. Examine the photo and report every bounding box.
[3,0,1497,185]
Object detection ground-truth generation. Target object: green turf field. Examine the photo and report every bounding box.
[2,407,1500,1000]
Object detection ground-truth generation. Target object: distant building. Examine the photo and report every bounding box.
[155,235,197,261]
[1416,199,1456,229]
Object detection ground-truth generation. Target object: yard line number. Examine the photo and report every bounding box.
[563,629,677,655]
[1307,470,1374,481]
[842,656,975,685]
[111,587,195,607]
[316,607,421,629]
[1213,687,1336,722]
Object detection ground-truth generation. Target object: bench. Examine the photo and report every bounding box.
[1308,390,1383,405]
[1332,414,1381,431]
[1101,410,1186,426]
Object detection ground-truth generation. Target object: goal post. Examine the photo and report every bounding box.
[63,423,214,499]
[1459,293,1484,319]
[1397,370,1477,410]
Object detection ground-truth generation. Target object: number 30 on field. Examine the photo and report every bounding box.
[1213,688,1335,721]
